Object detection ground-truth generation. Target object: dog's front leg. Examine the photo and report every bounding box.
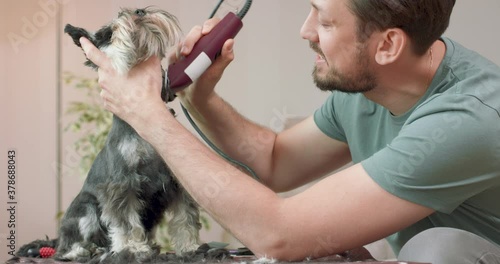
[99,182,155,260]
[167,191,202,255]
[104,209,150,251]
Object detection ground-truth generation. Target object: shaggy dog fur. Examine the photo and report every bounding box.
[16,7,201,263]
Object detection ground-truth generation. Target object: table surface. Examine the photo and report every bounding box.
[6,256,429,264]
[8,245,428,264]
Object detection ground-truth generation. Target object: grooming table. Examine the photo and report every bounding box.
[7,245,427,263]
[7,255,428,264]
[6,258,427,264]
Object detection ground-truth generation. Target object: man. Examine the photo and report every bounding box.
[80,0,500,263]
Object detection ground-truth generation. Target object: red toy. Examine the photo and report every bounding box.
[39,247,56,258]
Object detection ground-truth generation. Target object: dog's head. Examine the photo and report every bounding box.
[65,7,182,102]
[65,7,182,74]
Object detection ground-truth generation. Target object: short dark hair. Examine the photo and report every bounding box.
[346,0,456,55]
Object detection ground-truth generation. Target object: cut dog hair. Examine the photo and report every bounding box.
[18,7,201,263]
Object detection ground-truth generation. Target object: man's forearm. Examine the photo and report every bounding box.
[180,93,277,181]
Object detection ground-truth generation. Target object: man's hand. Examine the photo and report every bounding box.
[169,18,235,106]
[80,37,166,130]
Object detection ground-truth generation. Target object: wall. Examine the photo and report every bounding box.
[1,0,59,261]
[1,0,500,262]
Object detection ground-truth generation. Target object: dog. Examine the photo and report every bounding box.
[17,7,201,263]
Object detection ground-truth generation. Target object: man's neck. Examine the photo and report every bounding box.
[364,40,446,116]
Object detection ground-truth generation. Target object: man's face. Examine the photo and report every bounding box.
[301,0,377,93]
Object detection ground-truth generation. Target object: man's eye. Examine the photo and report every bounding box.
[318,18,332,28]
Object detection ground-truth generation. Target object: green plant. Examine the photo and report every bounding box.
[63,72,210,251]
[64,72,112,177]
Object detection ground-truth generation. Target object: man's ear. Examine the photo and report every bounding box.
[373,28,407,66]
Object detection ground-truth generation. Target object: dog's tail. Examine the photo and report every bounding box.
[14,235,58,258]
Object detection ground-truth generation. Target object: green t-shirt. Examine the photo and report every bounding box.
[314,37,500,254]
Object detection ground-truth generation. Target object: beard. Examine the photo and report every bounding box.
[311,41,377,93]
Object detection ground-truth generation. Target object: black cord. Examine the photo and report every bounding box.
[180,105,259,180]
[208,0,224,19]
[180,0,259,181]
[209,0,252,19]
[237,0,252,19]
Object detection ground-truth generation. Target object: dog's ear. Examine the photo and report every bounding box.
[64,24,99,70]
[64,24,92,48]
[64,24,113,71]
[64,24,112,49]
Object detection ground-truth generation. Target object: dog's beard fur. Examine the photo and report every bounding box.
[17,8,202,263]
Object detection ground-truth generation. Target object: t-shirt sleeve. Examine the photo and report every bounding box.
[362,94,500,214]
[314,92,348,142]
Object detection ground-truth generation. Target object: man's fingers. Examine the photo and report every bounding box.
[181,18,221,56]
[166,42,183,65]
[212,39,235,72]
[80,37,109,69]
[194,38,234,87]
[181,25,203,56]
[201,17,221,34]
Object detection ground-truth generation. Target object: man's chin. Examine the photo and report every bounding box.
[312,71,328,84]
[313,78,336,92]
[313,74,336,92]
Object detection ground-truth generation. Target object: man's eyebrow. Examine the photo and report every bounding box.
[311,2,321,11]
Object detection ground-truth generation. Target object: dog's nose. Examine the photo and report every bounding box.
[135,9,146,17]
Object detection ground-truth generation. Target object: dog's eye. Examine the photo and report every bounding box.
[135,9,146,17]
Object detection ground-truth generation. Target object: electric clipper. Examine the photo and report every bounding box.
[167,0,260,181]
[166,0,252,93]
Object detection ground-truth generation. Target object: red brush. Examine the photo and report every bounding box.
[39,247,56,258]
[27,246,56,258]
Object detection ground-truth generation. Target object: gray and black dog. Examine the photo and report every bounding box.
[17,7,201,263]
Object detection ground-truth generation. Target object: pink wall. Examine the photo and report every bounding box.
[1,1,58,261]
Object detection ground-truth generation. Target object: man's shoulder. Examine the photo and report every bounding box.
[422,38,500,117]
[441,37,500,80]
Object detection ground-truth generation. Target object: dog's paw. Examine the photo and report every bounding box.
[54,242,105,263]
[174,243,231,263]
[97,247,159,264]
[177,243,201,255]
[134,246,160,263]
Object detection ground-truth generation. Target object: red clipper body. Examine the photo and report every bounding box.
[167,12,243,92]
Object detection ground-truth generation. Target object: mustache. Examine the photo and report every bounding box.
[309,42,325,58]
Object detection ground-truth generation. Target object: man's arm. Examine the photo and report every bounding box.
[182,92,352,192]
[134,106,435,261]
